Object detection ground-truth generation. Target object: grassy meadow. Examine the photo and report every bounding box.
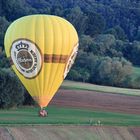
[62,80,140,96]
[0,106,140,126]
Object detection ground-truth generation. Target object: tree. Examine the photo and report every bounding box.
[23,89,35,105]
[78,68,90,82]
[85,11,105,37]
[65,7,88,35]
[105,25,127,41]
[0,51,10,68]
[67,67,90,82]
[0,17,10,47]
[94,34,116,47]
[87,34,123,57]
[79,35,93,51]
[0,69,24,108]
[90,57,132,86]
[67,69,81,81]
[0,2,3,16]
[1,0,31,21]
[131,76,140,89]
[124,41,140,66]
[131,41,140,65]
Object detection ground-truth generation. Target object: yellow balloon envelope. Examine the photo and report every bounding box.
[4,15,79,108]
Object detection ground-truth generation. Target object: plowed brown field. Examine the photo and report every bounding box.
[51,89,140,114]
[0,126,140,140]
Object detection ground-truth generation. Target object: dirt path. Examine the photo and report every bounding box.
[51,89,140,114]
[0,126,140,140]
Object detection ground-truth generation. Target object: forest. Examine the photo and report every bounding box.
[1,0,140,107]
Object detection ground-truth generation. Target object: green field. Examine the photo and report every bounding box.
[132,66,140,80]
[61,66,140,97]
[62,80,140,96]
[0,80,140,126]
[0,106,140,126]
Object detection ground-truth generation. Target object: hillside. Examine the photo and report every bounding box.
[1,0,140,89]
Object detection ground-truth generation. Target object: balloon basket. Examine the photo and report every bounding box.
[39,108,48,117]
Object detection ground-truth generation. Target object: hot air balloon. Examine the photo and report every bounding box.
[4,15,79,117]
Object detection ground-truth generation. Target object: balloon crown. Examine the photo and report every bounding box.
[15,41,29,51]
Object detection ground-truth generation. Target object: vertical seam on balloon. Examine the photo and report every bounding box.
[45,16,54,100]
[48,18,58,98]
[42,15,45,99]
[57,18,64,82]
[44,17,53,98]
[57,18,65,83]
[47,17,59,99]
[42,16,46,98]
[34,16,40,98]
[64,20,71,79]
[68,23,71,57]
[48,17,63,98]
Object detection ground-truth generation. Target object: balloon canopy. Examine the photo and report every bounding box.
[4,15,79,108]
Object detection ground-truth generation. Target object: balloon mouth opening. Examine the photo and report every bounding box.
[32,96,50,109]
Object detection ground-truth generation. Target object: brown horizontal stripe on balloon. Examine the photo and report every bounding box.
[44,54,68,63]
[8,54,69,66]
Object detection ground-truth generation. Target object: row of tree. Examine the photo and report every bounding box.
[67,34,139,88]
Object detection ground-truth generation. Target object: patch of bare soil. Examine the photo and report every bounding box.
[0,128,13,140]
[130,127,140,140]
[1,126,140,140]
[51,89,140,114]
